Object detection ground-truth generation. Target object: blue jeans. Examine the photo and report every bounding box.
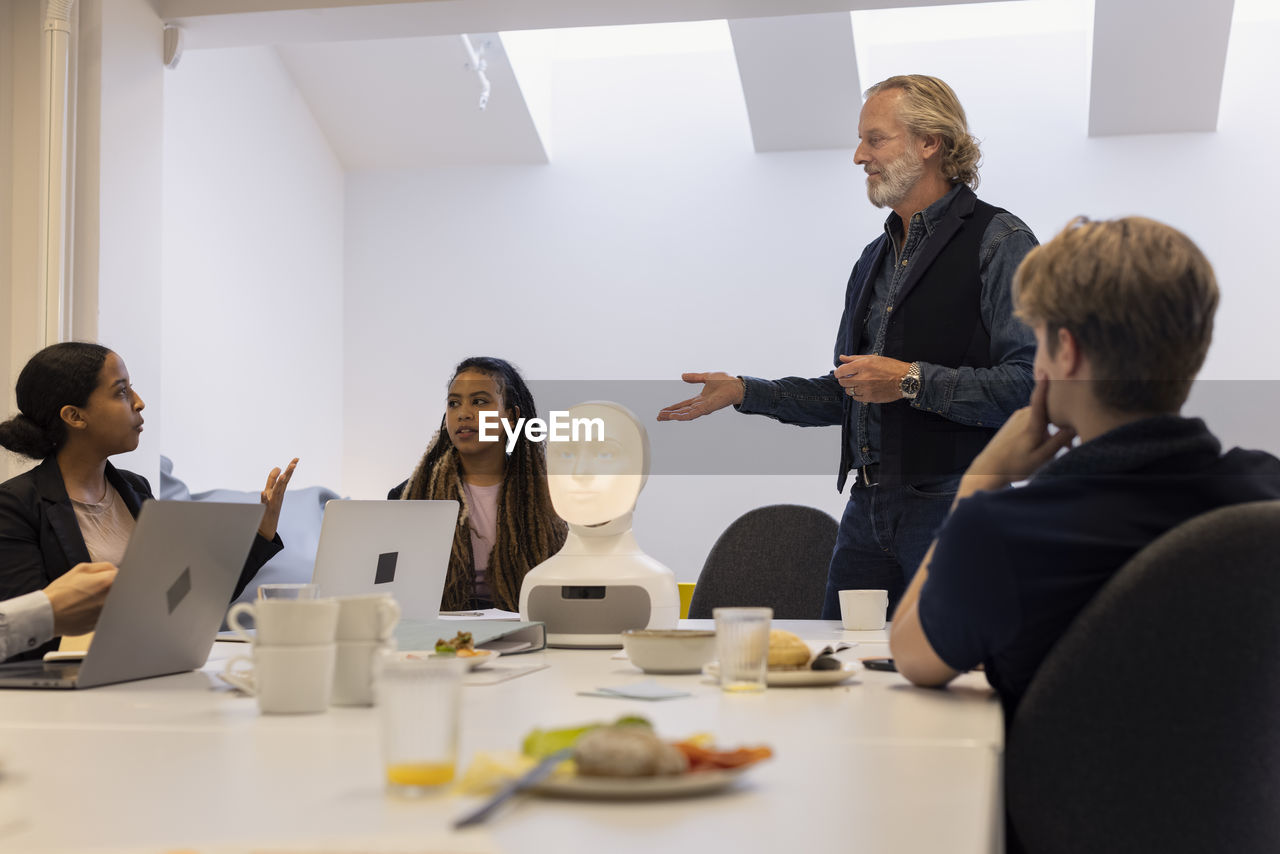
[820,475,962,620]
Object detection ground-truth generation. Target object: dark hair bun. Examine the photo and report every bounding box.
[0,413,58,460]
[3,340,111,459]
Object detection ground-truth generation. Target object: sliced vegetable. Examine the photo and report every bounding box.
[434,631,475,655]
[673,740,773,772]
[521,716,653,758]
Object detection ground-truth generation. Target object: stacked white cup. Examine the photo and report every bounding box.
[223,598,339,714]
[332,595,401,706]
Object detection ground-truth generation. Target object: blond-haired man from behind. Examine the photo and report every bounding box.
[890,216,1280,717]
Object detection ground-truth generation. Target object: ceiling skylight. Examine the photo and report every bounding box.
[501,20,734,157]
[1234,0,1280,23]
[501,20,732,62]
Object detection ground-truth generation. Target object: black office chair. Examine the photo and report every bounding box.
[687,504,838,620]
[1005,500,1280,854]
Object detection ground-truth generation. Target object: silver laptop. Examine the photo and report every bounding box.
[310,499,459,619]
[0,500,265,689]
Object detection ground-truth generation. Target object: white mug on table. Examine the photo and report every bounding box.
[331,595,401,706]
[222,644,336,714]
[335,594,400,642]
[839,589,889,631]
[223,598,339,714]
[227,598,339,645]
[331,639,394,706]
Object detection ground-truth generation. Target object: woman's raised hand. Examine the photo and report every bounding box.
[257,458,299,540]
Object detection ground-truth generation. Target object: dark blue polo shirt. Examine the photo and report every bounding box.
[919,415,1280,718]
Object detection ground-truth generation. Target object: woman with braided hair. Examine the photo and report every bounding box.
[389,357,566,612]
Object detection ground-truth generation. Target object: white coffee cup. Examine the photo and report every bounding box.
[335,594,400,642]
[227,598,339,645]
[839,589,889,631]
[331,639,393,706]
[223,643,336,714]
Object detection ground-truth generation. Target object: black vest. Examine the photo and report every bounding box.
[836,187,1001,488]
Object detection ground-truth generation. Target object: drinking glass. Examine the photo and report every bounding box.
[377,655,465,795]
[258,583,318,601]
[713,607,772,692]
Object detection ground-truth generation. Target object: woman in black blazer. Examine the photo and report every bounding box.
[0,342,297,660]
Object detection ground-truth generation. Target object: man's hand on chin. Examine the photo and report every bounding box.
[959,377,1075,499]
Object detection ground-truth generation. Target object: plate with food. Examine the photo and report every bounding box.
[703,659,861,687]
[532,766,751,799]
[525,718,771,801]
[407,631,496,671]
[703,629,862,687]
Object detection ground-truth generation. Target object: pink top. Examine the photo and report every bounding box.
[462,481,501,602]
[71,483,135,565]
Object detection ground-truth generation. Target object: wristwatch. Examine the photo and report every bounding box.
[899,362,922,400]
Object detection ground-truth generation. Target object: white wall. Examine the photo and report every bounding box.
[341,16,1280,581]
[1,0,168,484]
[77,0,167,488]
[343,50,856,580]
[161,46,345,494]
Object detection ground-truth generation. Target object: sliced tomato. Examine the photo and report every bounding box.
[674,741,773,772]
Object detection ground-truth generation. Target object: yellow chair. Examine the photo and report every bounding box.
[677,583,696,619]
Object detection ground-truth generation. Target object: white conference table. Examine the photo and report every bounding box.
[0,620,1003,854]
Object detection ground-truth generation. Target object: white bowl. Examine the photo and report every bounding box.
[621,629,717,674]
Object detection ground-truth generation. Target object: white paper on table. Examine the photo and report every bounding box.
[464,662,550,686]
[578,679,692,701]
[439,608,521,621]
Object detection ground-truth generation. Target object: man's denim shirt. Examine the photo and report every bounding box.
[737,184,1037,476]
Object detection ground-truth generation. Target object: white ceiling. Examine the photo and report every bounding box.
[156,0,1252,171]
[276,33,548,170]
[157,0,1009,47]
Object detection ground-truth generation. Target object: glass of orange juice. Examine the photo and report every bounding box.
[377,654,465,795]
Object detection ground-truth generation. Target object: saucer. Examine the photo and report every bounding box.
[703,660,861,687]
[531,766,754,800]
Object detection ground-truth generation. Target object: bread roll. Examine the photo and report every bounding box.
[767,629,811,669]
[574,726,689,777]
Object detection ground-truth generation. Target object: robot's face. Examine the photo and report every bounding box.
[547,403,647,527]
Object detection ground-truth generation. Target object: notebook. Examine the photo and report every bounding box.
[309,499,459,619]
[0,500,265,689]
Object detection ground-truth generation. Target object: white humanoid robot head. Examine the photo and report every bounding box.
[546,401,650,528]
[522,401,677,644]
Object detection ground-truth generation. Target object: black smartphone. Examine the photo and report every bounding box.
[862,657,898,672]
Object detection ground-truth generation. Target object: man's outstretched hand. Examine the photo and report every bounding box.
[657,372,745,422]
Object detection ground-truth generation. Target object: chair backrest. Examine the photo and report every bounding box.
[1006,500,1280,854]
[687,504,838,619]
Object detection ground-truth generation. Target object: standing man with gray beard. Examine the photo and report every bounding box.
[659,75,1037,616]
